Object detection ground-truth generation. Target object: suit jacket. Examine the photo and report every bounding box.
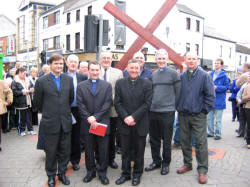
[0,80,13,115]
[33,73,74,134]
[100,67,123,117]
[77,79,112,135]
[114,77,153,136]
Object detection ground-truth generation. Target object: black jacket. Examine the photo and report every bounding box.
[114,77,153,136]
[77,79,112,135]
[11,80,30,108]
[33,73,74,134]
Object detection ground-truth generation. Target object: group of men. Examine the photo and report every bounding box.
[33,49,215,187]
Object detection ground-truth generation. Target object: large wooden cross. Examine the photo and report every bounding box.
[104,0,184,70]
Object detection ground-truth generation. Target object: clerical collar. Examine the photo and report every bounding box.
[90,79,99,83]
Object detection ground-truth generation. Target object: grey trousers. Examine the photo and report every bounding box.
[179,113,208,174]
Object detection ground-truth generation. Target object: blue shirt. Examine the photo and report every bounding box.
[50,72,61,92]
[67,72,77,107]
[158,65,168,72]
[90,79,98,95]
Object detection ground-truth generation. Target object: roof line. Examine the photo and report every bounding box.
[204,34,236,43]
[0,14,16,26]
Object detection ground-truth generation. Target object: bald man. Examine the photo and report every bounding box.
[177,52,215,184]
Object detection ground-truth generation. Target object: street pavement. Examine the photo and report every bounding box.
[0,94,250,187]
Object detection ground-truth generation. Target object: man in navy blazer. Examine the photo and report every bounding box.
[77,61,112,185]
[65,54,87,171]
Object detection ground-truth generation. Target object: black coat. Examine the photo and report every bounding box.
[65,72,88,85]
[33,73,74,134]
[11,80,30,108]
[114,77,153,136]
[77,79,112,135]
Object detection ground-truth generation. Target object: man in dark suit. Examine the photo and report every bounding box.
[65,54,87,171]
[114,59,152,186]
[33,54,74,187]
[77,61,112,185]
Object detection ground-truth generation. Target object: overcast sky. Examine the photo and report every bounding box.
[1,0,250,43]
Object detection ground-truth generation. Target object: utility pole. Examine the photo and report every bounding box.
[97,14,103,62]
[0,53,5,80]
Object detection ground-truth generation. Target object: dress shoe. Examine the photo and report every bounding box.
[109,160,118,169]
[161,165,169,175]
[83,173,96,183]
[145,162,161,172]
[132,177,140,186]
[72,164,80,171]
[99,176,109,185]
[214,136,221,140]
[198,174,207,184]
[58,174,70,185]
[177,165,192,174]
[207,134,214,137]
[0,147,2,152]
[47,176,55,187]
[115,176,131,185]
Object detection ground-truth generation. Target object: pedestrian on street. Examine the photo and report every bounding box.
[145,49,181,175]
[242,73,250,149]
[77,61,112,185]
[114,59,152,186]
[0,80,13,151]
[34,54,74,187]
[177,51,215,184]
[207,58,229,140]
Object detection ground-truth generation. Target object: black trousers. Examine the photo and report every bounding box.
[85,133,109,177]
[32,111,38,126]
[109,117,119,162]
[8,106,17,129]
[70,107,81,165]
[121,128,146,178]
[1,113,8,131]
[238,106,247,137]
[17,108,33,134]
[245,108,250,145]
[0,115,2,146]
[44,129,71,177]
[149,111,175,166]
[231,99,239,121]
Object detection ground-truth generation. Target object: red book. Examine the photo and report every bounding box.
[89,123,107,137]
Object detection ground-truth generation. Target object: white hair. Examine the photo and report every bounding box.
[133,51,145,59]
[80,61,88,67]
[67,54,79,63]
[42,64,49,70]
[155,49,169,58]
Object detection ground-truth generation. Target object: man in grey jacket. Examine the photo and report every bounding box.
[177,52,215,184]
[145,49,181,175]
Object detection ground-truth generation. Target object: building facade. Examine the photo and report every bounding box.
[236,44,250,68]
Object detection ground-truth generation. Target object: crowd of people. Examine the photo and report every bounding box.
[0,49,250,187]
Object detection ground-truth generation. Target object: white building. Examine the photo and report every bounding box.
[203,26,236,71]
[16,0,63,67]
[235,44,250,68]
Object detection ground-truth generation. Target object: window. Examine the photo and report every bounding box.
[88,6,92,15]
[43,39,48,50]
[186,43,190,52]
[220,45,223,57]
[116,45,124,50]
[55,11,60,24]
[245,56,248,63]
[196,20,200,32]
[75,33,80,49]
[239,55,242,65]
[195,44,199,56]
[229,47,232,58]
[54,36,60,49]
[43,16,48,28]
[186,17,191,30]
[67,13,71,24]
[76,9,80,21]
[66,34,70,50]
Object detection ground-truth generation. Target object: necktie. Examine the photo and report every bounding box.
[104,69,107,81]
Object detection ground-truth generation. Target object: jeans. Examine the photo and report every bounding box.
[207,109,223,137]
